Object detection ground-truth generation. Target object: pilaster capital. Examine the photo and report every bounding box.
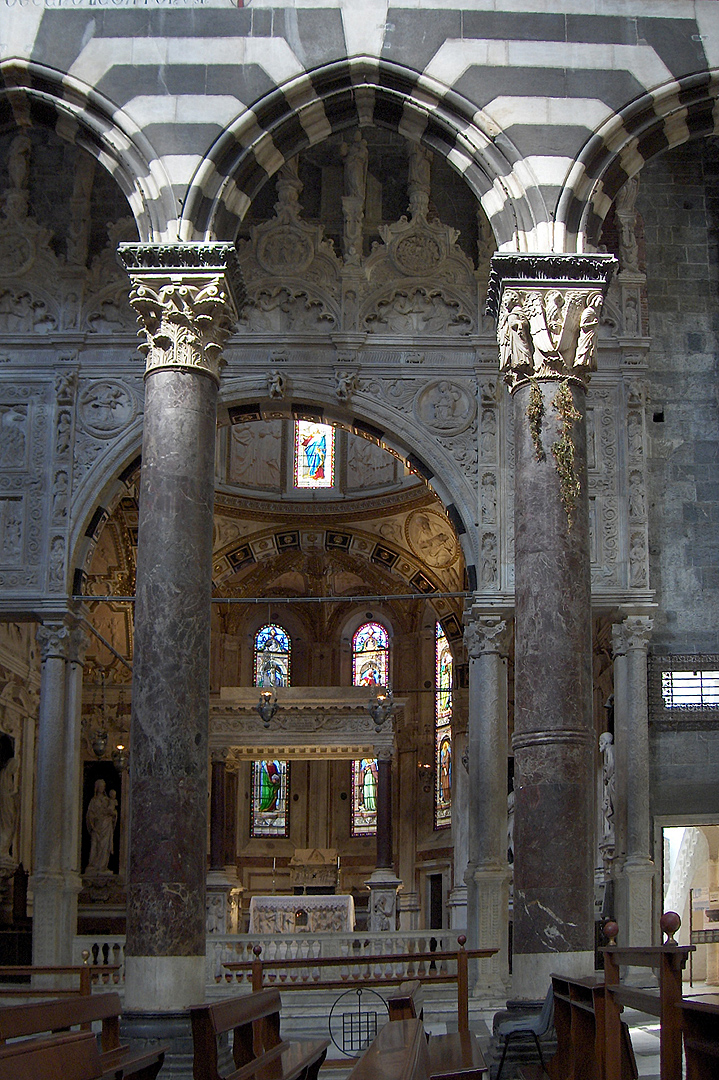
[612,615,653,657]
[463,612,509,658]
[210,748,229,765]
[118,243,245,385]
[67,619,89,665]
[486,253,617,391]
[36,621,71,662]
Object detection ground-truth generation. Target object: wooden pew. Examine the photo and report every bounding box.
[189,987,328,1080]
[347,1018,431,1080]
[678,994,719,1080]
[602,914,693,1080]
[0,992,166,1079]
[386,977,488,1079]
[545,973,636,1080]
[0,1029,148,1080]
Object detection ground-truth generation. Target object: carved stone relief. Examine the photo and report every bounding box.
[405,510,459,569]
[228,421,283,491]
[346,436,397,491]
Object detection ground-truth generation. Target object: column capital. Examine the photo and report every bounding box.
[486,253,617,392]
[118,242,245,385]
[36,621,71,661]
[612,614,653,656]
[463,612,510,658]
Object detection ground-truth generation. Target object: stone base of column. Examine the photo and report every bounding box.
[617,856,655,948]
[448,885,467,932]
[31,871,81,966]
[397,890,421,931]
[121,1010,195,1080]
[365,870,402,932]
[206,872,242,935]
[124,956,206,1012]
[469,868,510,1000]
[512,950,595,1001]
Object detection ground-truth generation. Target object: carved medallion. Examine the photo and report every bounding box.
[405,510,459,569]
[393,235,443,275]
[0,233,33,277]
[413,379,476,435]
[78,381,135,438]
[257,228,314,275]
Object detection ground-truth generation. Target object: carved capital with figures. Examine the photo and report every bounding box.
[118,243,245,385]
[486,253,617,392]
[463,613,509,658]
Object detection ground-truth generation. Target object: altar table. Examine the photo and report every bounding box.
[248,894,355,933]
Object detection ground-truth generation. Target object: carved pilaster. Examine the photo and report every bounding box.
[118,243,244,385]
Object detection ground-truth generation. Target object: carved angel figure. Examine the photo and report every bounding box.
[574,293,603,372]
[498,291,533,376]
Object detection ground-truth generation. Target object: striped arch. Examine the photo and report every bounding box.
[181,55,549,252]
[0,58,177,242]
[557,70,719,253]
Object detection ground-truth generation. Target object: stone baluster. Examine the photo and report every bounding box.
[612,614,655,946]
[487,252,616,998]
[463,610,511,996]
[117,243,242,1014]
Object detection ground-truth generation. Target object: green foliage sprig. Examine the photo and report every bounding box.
[551,381,582,527]
[526,380,545,461]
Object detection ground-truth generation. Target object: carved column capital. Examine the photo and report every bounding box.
[613,614,653,656]
[486,253,617,392]
[463,612,509,658]
[36,621,71,662]
[118,243,245,385]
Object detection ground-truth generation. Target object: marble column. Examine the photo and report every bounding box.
[463,610,511,997]
[118,243,242,1012]
[33,615,86,965]
[487,252,616,998]
[612,614,655,946]
[367,738,401,932]
[207,751,238,934]
[448,727,468,931]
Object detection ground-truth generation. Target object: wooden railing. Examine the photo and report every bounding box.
[223,936,495,1033]
[602,912,693,1080]
[0,962,120,997]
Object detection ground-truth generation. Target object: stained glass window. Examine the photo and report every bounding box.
[435,623,452,829]
[294,421,335,488]
[352,622,389,687]
[254,623,290,688]
[351,758,378,836]
[251,760,290,837]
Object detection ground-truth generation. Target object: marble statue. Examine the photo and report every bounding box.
[599,731,615,842]
[85,778,117,874]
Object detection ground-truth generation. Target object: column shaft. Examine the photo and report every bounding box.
[376,755,392,870]
[210,760,226,872]
[512,380,595,990]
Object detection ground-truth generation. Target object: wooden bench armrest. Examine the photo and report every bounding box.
[100,1044,168,1080]
[427,1031,487,1080]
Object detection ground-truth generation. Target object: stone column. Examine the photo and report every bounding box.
[366,738,401,932]
[32,622,75,967]
[448,727,468,931]
[118,243,242,1012]
[207,751,238,934]
[487,252,616,998]
[612,614,655,946]
[463,610,511,997]
[60,622,87,947]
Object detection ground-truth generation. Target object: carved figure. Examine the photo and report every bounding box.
[85,778,117,874]
[407,143,432,218]
[574,293,603,371]
[373,892,393,931]
[335,369,357,401]
[615,176,640,273]
[498,292,533,376]
[507,789,515,864]
[4,134,31,217]
[267,370,285,398]
[599,732,615,842]
[628,471,645,521]
[0,758,18,859]
[0,406,27,466]
[341,131,368,202]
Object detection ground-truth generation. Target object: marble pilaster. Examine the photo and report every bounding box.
[118,243,242,1012]
[367,745,401,931]
[487,252,616,997]
[463,611,510,995]
[448,728,468,931]
[612,615,655,946]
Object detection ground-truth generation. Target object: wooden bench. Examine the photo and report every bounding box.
[347,1018,431,1080]
[0,1028,159,1080]
[387,978,487,1080]
[678,994,719,1080]
[0,992,166,1079]
[190,987,328,1080]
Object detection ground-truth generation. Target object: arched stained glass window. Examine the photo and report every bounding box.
[251,759,290,837]
[254,623,291,688]
[294,421,335,488]
[435,623,452,829]
[352,622,389,687]
[351,758,378,836]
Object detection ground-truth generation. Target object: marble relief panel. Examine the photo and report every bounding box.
[228,421,283,492]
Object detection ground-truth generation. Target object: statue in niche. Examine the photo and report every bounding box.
[614,176,640,273]
[599,732,615,843]
[341,131,368,202]
[0,758,18,860]
[628,471,645,521]
[507,789,515,864]
[407,143,432,218]
[85,778,117,874]
[4,134,31,218]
